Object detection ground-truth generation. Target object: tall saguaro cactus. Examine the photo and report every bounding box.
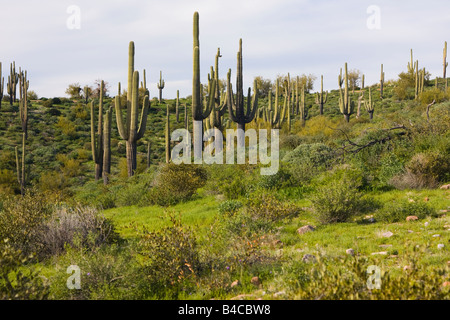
[364,86,375,120]
[18,69,29,139]
[315,75,328,115]
[7,62,18,105]
[192,11,216,160]
[444,41,448,90]
[227,38,258,148]
[90,80,105,181]
[115,41,150,177]
[338,63,354,122]
[157,71,165,103]
[165,104,171,163]
[380,64,385,99]
[209,48,227,131]
[15,132,26,196]
[0,63,4,107]
[102,107,112,185]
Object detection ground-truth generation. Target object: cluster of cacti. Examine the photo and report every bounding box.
[192,12,216,153]
[157,70,165,103]
[90,80,112,184]
[227,38,258,145]
[315,75,328,115]
[414,62,425,99]
[115,41,150,177]
[338,62,354,122]
[207,48,227,131]
[7,62,18,105]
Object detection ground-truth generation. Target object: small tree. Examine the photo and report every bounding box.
[65,83,82,100]
[347,69,361,93]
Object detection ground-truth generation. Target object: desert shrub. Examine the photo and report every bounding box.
[147,163,207,206]
[138,212,200,298]
[283,143,334,184]
[294,246,449,300]
[376,153,405,189]
[0,192,53,255]
[43,99,53,108]
[0,240,50,300]
[418,87,447,105]
[49,244,142,300]
[0,169,19,195]
[246,189,299,223]
[205,164,256,200]
[375,199,437,223]
[114,173,154,207]
[257,164,293,190]
[280,134,304,150]
[390,151,450,189]
[218,200,243,216]
[38,206,120,258]
[310,167,365,224]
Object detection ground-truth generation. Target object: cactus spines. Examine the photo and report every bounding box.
[18,69,29,139]
[115,41,150,177]
[338,62,354,122]
[102,106,112,185]
[315,75,328,115]
[15,132,26,196]
[227,38,258,147]
[364,86,375,120]
[157,70,165,103]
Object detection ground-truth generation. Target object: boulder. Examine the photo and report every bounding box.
[346,248,355,256]
[251,276,261,287]
[440,184,450,190]
[406,216,419,222]
[297,225,315,235]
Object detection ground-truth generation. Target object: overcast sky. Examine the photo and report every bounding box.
[2,0,450,99]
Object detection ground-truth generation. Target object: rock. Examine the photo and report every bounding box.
[438,244,445,249]
[302,254,316,263]
[403,265,411,271]
[440,210,449,213]
[408,199,415,203]
[443,282,450,287]
[273,291,286,298]
[424,222,429,227]
[364,215,376,223]
[297,225,315,235]
[379,244,392,248]
[371,251,388,255]
[440,184,450,190]
[424,197,429,202]
[251,276,261,287]
[432,232,442,237]
[381,231,394,238]
[444,225,450,229]
[407,230,414,233]
[346,249,355,256]
[406,216,419,222]
[231,280,240,288]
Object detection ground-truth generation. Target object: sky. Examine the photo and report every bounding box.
[2,0,450,99]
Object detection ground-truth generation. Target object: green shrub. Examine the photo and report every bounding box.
[310,167,365,224]
[0,240,50,300]
[375,199,437,223]
[218,200,243,216]
[49,244,142,300]
[205,164,256,200]
[246,190,299,223]
[0,192,53,255]
[138,212,200,298]
[257,164,293,190]
[147,163,207,206]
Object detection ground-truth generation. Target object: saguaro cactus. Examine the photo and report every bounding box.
[192,12,216,159]
[380,64,385,99]
[165,104,171,163]
[338,63,354,122]
[157,71,165,103]
[90,80,105,181]
[315,75,328,115]
[209,48,227,131]
[227,38,258,148]
[364,86,375,120]
[299,84,307,126]
[7,62,18,105]
[444,41,448,90]
[115,41,150,177]
[15,132,26,196]
[176,90,180,122]
[0,63,4,106]
[102,107,112,185]
[18,69,29,138]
